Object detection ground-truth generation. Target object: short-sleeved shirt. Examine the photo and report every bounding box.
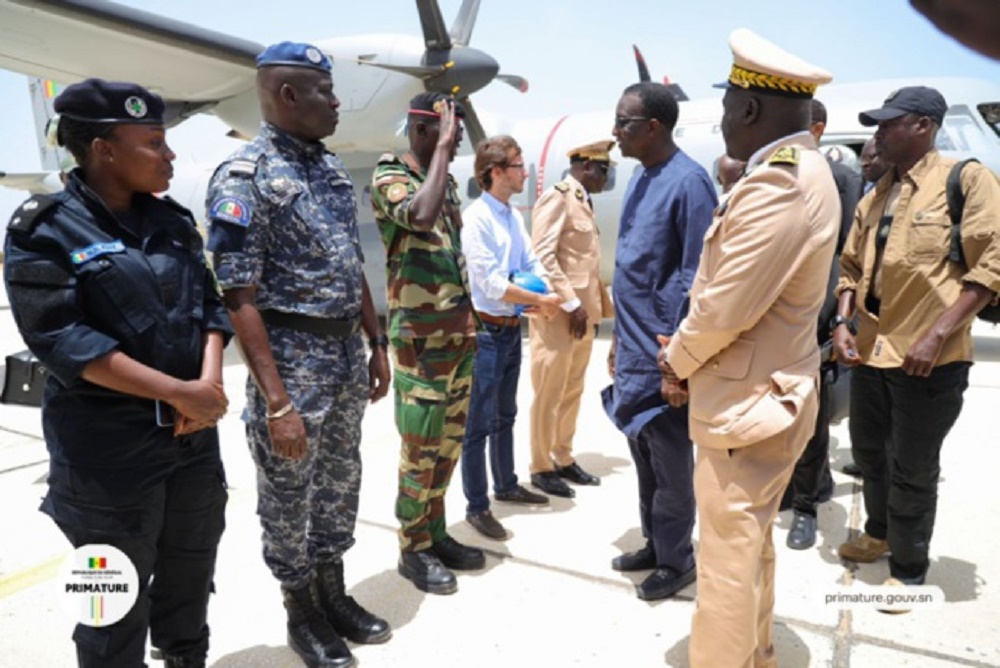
[837,150,1000,368]
[606,150,717,437]
[206,122,364,321]
[462,191,545,317]
[371,152,475,340]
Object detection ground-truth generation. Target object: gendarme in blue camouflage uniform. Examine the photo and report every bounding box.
[206,41,390,664]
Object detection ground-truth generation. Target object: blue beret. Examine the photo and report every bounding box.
[53,78,165,124]
[256,41,332,72]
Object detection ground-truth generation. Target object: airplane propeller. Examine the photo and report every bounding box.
[356,0,527,147]
[631,44,689,102]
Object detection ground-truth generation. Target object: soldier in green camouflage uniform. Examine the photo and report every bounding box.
[371,93,484,595]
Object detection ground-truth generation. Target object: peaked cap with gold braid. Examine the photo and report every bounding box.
[715,28,832,99]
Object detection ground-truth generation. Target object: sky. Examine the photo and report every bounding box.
[1,0,999,221]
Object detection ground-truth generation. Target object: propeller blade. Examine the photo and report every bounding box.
[496,74,529,93]
[633,44,651,83]
[449,0,481,46]
[416,0,452,50]
[460,97,486,149]
[350,57,441,78]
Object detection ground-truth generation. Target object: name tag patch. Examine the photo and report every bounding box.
[70,240,126,265]
[210,196,252,227]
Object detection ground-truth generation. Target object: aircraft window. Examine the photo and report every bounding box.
[937,105,990,153]
[467,177,481,199]
[978,102,1000,139]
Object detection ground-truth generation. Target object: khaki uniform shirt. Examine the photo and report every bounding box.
[837,150,1000,368]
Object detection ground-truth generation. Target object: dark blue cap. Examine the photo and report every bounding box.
[53,78,165,124]
[256,41,332,72]
[859,86,948,127]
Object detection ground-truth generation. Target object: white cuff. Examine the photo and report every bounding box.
[561,297,582,312]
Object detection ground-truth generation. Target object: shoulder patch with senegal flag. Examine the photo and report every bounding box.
[209,196,251,227]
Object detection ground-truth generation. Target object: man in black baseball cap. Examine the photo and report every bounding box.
[834,82,1000,596]
[858,85,948,127]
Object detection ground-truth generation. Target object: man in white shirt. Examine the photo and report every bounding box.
[461,135,562,540]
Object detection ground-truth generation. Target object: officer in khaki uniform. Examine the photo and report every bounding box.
[833,86,1000,587]
[528,141,615,498]
[658,29,838,667]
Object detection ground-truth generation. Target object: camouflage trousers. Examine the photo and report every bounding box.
[391,334,476,552]
[246,376,368,590]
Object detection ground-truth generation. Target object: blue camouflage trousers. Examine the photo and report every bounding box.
[246,373,368,590]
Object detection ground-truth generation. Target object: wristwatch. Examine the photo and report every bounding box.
[369,333,389,349]
[829,315,856,335]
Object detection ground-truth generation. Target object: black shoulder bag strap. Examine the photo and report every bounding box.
[947,158,980,265]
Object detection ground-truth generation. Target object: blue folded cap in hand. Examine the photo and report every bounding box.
[510,272,548,316]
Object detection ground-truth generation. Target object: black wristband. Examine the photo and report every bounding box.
[369,334,389,349]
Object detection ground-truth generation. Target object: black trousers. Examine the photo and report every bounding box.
[43,430,227,667]
[784,364,835,516]
[849,362,969,582]
[627,407,695,574]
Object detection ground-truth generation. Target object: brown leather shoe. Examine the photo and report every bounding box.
[838,532,889,563]
[494,484,549,505]
[466,510,508,540]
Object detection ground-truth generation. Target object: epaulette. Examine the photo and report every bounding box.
[8,195,59,234]
[377,152,401,165]
[768,147,800,167]
[553,181,570,193]
[226,158,258,177]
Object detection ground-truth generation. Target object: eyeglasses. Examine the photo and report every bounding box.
[614,115,650,129]
[504,162,526,171]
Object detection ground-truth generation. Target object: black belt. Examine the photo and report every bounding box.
[260,310,361,338]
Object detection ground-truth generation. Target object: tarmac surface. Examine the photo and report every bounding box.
[1,294,999,667]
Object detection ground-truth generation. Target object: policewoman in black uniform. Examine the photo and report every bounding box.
[3,79,232,667]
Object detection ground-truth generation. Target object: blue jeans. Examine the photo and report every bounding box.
[462,323,522,514]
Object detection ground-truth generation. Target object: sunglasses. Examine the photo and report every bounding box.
[614,115,650,129]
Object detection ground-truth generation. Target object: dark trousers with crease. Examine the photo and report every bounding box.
[784,364,835,516]
[627,407,695,574]
[849,362,968,582]
[45,430,227,668]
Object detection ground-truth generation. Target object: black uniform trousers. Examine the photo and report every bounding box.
[627,406,696,574]
[849,362,969,583]
[783,363,836,516]
[44,430,227,667]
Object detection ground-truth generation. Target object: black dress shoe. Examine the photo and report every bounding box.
[842,461,862,477]
[636,566,696,601]
[432,536,486,570]
[787,512,817,550]
[398,550,457,595]
[556,462,600,486]
[466,510,508,540]
[494,484,549,505]
[531,471,575,498]
[611,541,656,572]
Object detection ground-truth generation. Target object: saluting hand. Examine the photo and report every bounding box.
[437,100,460,153]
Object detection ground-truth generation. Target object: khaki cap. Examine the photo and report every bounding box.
[567,140,617,165]
[716,28,832,99]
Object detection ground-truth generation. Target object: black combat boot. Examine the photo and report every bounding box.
[282,583,355,668]
[315,560,392,644]
[163,656,206,668]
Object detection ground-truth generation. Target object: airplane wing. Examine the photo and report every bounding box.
[0,170,62,194]
[0,0,261,123]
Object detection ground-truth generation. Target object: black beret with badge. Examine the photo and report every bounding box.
[53,78,165,125]
[408,92,466,120]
